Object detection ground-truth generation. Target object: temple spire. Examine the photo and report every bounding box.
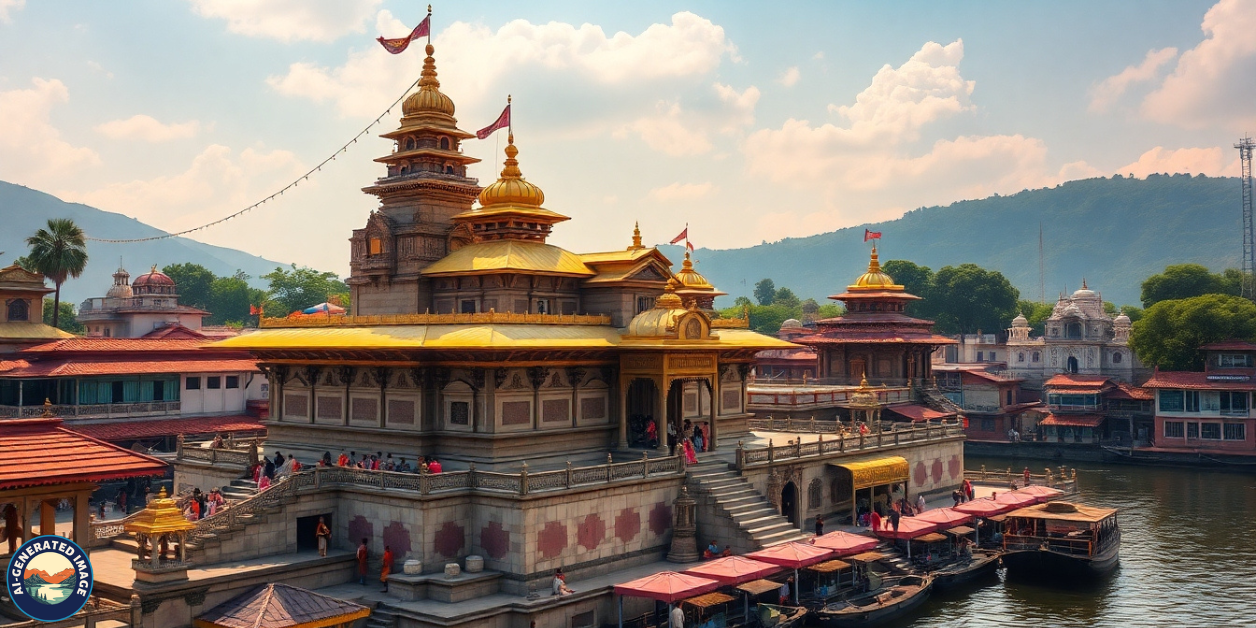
[628,222,644,251]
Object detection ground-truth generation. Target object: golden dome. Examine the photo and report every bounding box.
[625,279,688,337]
[674,251,714,290]
[402,44,455,117]
[477,134,546,208]
[848,245,904,291]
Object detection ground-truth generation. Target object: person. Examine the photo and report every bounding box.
[1023,467,1032,486]
[315,517,331,557]
[888,507,901,533]
[420,457,430,474]
[704,541,719,559]
[720,545,732,557]
[185,496,200,522]
[428,458,443,474]
[645,420,658,449]
[116,488,127,514]
[320,452,333,467]
[553,568,574,595]
[210,433,224,449]
[258,474,271,491]
[357,538,369,585]
[397,458,412,473]
[274,451,285,468]
[693,424,705,453]
[859,422,870,435]
[97,500,105,519]
[815,515,824,536]
[779,577,793,605]
[670,604,685,628]
[380,545,394,592]
[952,489,962,507]
[194,489,207,519]
[337,450,350,467]
[263,457,276,480]
[869,509,882,531]
[917,493,927,513]
[963,478,974,502]
[682,438,698,464]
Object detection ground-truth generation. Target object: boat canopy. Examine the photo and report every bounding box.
[614,572,720,603]
[747,541,834,568]
[913,533,948,543]
[912,507,973,528]
[683,556,780,585]
[954,498,1013,517]
[682,592,736,609]
[808,559,853,573]
[830,456,910,489]
[1005,501,1118,524]
[811,530,879,556]
[944,525,975,536]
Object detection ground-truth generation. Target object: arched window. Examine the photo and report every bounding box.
[400,165,408,174]
[1032,351,1041,363]
[808,478,823,509]
[1017,352,1025,363]
[405,137,415,150]
[1065,322,1082,339]
[1113,352,1123,364]
[440,137,450,150]
[445,165,455,174]
[6,299,29,322]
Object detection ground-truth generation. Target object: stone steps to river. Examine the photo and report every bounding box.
[687,460,808,553]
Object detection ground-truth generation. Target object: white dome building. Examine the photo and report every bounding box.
[1006,279,1139,385]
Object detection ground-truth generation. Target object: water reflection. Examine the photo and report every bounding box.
[885,456,1256,626]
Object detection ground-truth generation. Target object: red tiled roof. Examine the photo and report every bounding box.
[1043,374,1114,388]
[1040,413,1104,428]
[796,333,958,345]
[22,338,213,353]
[1109,383,1154,401]
[1200,340,1256,351]
[66,415,266,441]
[0,418,167,490]
[142,324,207,340]
[0,359,259,378]
[885,403,956,422]
[1142,370,1256,390]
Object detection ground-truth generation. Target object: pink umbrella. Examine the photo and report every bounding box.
[1016,485,1065,503]
[912,507,974,529]
[872,516,939,541]
[954,498,1014,517]
[614,571,720,603]
[747,542,834,603]
[994,491,1038,509]
[812,531,879,556]
[683,556,781,585]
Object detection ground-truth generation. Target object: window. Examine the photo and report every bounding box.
[1221,391,1249,416]
[6,299,29,321]
[1200,423,1222,440]
[104,328,111,337]
[980,418,995,432]
[1185,390,1200,412]
[186,376,201,390]
[112,381,124,403]
[1032,351,1041,363]
[1017,352,1025,363]
[1006,390,1014,406]
[152,380,164,400]
[404,137,415,150]
[1112,352,1123,364]
[977,351,984,361]
[1164,421,1184,438]
[440,137,450,150]
[449,401,469,425]
[637,296,652,313]
[1159,390,1184,412]
[207,376,221,390]
[1187,422,1199,439]
[1224,423,1246,441]
[1219,353,1253,367]
[226,376,239,389]
[988,352,997,362]
[1201,392,1220,412]
[460,300,477,314]
[369,237,382,256]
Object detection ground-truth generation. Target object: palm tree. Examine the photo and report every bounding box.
[25,218,89,329]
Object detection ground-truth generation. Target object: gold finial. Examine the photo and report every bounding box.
[501,133,521,178]
[158,486,168,500]
[42,398,53,418]
[476,132,546,208]
[508,94,512,104]
[867,244,881,274]
[628,222,644,250]
[654,278,685,309]
[427,4,432,13]
[420,44,440,88]
[1081,277,1088,290]
[859,375,870,389]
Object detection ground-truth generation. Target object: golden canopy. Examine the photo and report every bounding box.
[124,487,196,535]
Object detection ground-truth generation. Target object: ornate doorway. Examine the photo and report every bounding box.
[781,482,799,527]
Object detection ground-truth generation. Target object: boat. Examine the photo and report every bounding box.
[754,603,808,627]
[931,549,1001,590]
[1001,501,1120,576]
[810,574,933,628]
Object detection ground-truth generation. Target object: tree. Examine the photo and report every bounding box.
[208,274,260,325]
[162,263,216,310]
[753,279,776,305]
[881,260,934,318]
[817,303,843,319]
[1130,294,1256,370]
[24,218,88,329]
[42,298,84,334]
[1016,300,1054,336]
[774,287,800,309]
[1140,264,1239,308]
[733,296,753,308]
[929,264,1020,335]
[262,265,349,315]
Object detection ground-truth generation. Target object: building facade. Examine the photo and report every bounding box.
[77,266,209,338]
[1006,282,1138,387]
[0,264,74,354]
[1142,341,1256,456]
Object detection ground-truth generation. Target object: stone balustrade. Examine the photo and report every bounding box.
[735,420,966,469]
[965,464,1081,493]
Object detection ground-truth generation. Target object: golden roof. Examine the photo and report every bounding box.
[125,487,196,535]
[624,279,690,338]
[476,134,547,210]
[848,245,904,292]
[0,322,75,340]
[420,240,594,277]
[402,44,455,118]
[674,251,714,290]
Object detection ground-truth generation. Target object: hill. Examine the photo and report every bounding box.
[0,181,291,305]
[664,174,1241,308]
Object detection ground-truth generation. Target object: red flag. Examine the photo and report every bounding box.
[670,227,688,245]
[686,241,695,252]
[377,15,430,54]
[476,104,511,140]
[249,304,261,316]
[864,229,882,242]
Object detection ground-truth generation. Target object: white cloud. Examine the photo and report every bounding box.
[0,0,25,23]
[616,83,759,156]
[63,144,306,230]
[648,182,714,202]
[95,115,201,142]
[813,51,824,61]
[779,67,800,87]
[1115,146,1237,178]
[86,60,114,79]
[188,0,382,43]
[1140,0,1256,128]
[0,78,99,187]
[1089,47,1177,112]
[1058,160,1104,181]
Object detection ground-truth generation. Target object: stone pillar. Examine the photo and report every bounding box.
[655,378,668,453]
[707,377,718,452]
[617,377,629,449]
[666,486,699,563]
[73,491,90,546]
[40,499,56,536]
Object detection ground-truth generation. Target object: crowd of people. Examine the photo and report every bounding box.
[856,479,976,533]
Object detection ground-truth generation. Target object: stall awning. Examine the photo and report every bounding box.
[746,541,834,568]
[735,579,781,596]
[683,556,780,585]
[614,572,720,604]
[831,456,910,490]
[808,559,852,573]
[811,531,879,556]
[1016,485,1065,503]
[1040,413,1104,428]
[683,592,736,609]
[914,533,948,543]
[945,526,975,536]
[848,551,888,563]
[913,507,974,529]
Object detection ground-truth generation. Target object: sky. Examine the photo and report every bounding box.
[2,0,1253,277]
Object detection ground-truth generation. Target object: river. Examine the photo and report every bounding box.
[891,456,1256,627]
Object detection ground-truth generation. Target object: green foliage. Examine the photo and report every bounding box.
[208,273,266,326]
[774,287,800,309]
[1140,263,1241,308]
[1130,294,1256,370]
[754,278,776,305]
[733,296,753,308]
[1120,305,1144,325]
[42,298,83,334]
[262,264,349,316]
[24,218,88,329]
[929,264,1019,334]
[162,263,216,310]
[880,260,933,317]
[718,282,844,334]
[816,304,843,319]
[1016,300,1054,336]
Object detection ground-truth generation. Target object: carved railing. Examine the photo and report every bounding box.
[735,420,966,469]
[260,311,614,328]
[0,401,182,419]
[4,595,141,628]
[965,465,1080,494]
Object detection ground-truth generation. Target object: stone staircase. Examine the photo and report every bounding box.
[365,607,399,628]
[687,459,808,553]
[220,478,259,502]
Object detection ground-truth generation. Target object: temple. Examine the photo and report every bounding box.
[77,266,210,338]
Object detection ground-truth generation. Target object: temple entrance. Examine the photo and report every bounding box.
[781,482,799,527]
[1067,356,1079,373]
[296,513,332,552]
[626,378,660,449]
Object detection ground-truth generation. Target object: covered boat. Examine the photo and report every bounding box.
[1001,501,1120,576]
[811,573,933,628]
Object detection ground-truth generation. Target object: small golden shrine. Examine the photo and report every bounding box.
[126,487,196,578]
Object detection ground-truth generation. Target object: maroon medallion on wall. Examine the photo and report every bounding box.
[947,454,961,480]
[538,521,568,559]
[615,508,641,544]
[913,461,927,487]
[577,513,606,551]
[382,521,412,559]
[433,521,465,558]
[648,502,672,537]
[480,521,510,560]
[348,515,373,545]
[931,458,944,483]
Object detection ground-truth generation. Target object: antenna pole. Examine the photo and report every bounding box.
[1039,222,1046,304]
[1238,136,1255,301]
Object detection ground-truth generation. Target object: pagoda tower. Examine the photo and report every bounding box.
[349,44,483,314]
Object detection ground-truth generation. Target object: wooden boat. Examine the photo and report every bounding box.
[1001,501,1120,576]
[931,549,1001,590]
[810,574,933,628]
[754,603,808,627]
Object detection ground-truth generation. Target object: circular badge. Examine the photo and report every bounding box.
[5,535,94,622]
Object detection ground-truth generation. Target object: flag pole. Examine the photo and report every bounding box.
[508,94,513,136]
[427,5,432,44]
